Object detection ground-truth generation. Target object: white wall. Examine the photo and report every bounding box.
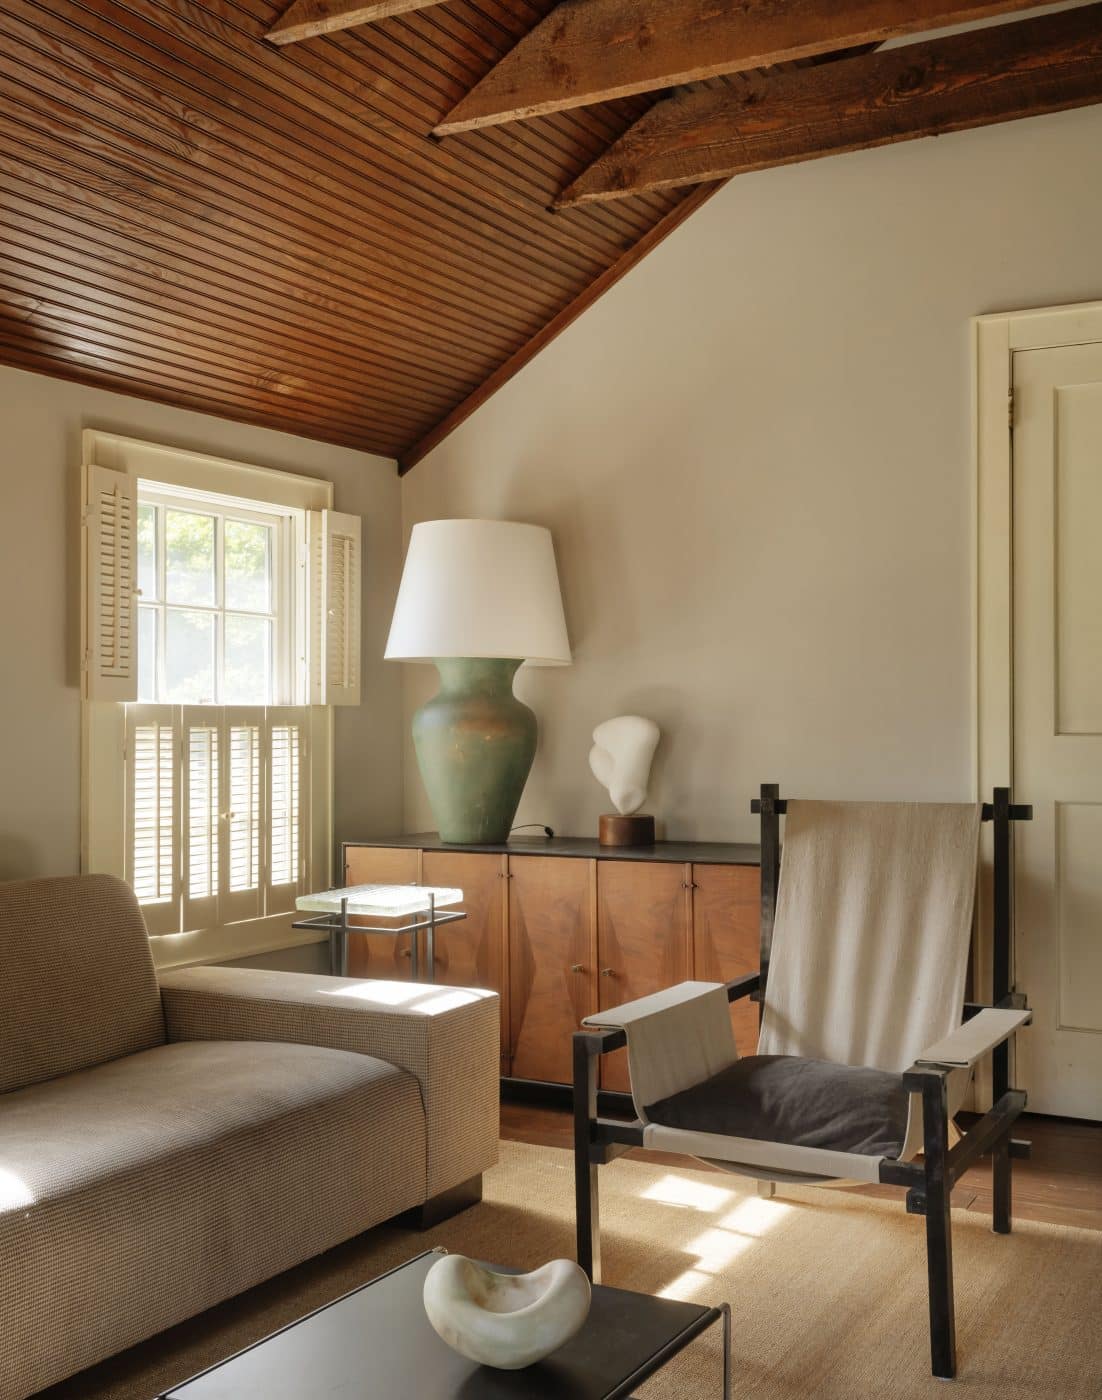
[401,105,1102,843]
[0,364,405,887]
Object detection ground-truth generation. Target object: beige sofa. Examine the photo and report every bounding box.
[0,875,499,1400]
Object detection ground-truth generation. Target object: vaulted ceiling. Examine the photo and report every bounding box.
[1,0,1099,472]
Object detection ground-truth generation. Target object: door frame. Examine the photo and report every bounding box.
[973,299,1102,1102]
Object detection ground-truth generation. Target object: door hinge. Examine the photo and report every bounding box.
[1008,387,1015,430]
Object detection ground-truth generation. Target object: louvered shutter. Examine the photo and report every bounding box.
[220,708,264,924]
[309,510,361,705]
[83,464,138,700]
[182,708,220,933]
[125,705,180,935]
[266,707,308,914]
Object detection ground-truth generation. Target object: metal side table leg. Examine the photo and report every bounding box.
[721,1303,731,1400]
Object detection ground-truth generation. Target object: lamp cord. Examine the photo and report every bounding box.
[510,823,555,838]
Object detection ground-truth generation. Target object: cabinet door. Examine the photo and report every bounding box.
[509,856,596,1085]
[421,851,509,1071]
[692,864,761,1057]
[598,860,692,1093]
[342,845,420,978]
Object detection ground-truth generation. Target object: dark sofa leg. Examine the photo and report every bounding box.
[992,1139,1012,1235]
[401,1174,483,1230]
[921,1074,957,1380]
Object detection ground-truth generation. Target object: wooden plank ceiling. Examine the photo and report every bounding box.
[1,1,1099,472]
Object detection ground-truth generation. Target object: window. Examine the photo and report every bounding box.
[81,431,362,964]
[135,486,297,706]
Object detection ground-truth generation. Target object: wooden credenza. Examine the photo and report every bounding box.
[343,835,761,1089]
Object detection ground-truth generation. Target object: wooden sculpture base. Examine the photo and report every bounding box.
[598,813,655,847]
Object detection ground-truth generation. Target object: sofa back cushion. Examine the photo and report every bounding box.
[0,874,165,1092]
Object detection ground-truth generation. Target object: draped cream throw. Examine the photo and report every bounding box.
[758,801,983,1072]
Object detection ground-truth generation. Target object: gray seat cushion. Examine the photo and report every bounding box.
[645,1054,910,1159]
[0,1040,427,1399]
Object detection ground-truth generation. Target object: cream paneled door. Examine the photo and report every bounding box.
[1013,342,1102,1119]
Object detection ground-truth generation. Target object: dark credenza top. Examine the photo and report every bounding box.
[345,833,761,866]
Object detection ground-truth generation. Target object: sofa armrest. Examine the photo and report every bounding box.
[160,966,499,1196]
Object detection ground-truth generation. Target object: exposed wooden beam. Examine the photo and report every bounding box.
[557,5,1102,206]
[434,0,1045,134]
[266,0,445,46]
[398,182,724,472]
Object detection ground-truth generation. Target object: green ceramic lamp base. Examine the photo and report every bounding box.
[412,658,537,844]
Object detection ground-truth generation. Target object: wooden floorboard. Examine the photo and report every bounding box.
[501,1103,1102,1232]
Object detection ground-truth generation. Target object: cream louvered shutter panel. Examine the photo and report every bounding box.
[83,464,137,700]
[221,708,264,924]
[182,708,220,933]
[266,708,307,914]
[309,510,361,705]
[125,705,180,935]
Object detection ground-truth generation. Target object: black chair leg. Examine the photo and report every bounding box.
[921,1074,957,1380]
[992,1138,1012,1235]
[573,1034,602,1283]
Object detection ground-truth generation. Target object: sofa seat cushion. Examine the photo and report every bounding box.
[646,1054,910,1160]
[0,1040,428,1399]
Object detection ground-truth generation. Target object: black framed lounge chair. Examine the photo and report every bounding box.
[573,785,1033,1380]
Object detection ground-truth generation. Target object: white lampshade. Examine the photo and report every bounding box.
[385,519,571,665]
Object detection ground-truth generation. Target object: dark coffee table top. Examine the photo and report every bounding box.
[161,1250,723,1399]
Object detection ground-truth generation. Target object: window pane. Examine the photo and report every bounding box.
[138,605,157,702]
[164,610,215,703]
[137,502,158,601]
[165,510,215,605]
[224,614,271,705]
[224,519,272,613]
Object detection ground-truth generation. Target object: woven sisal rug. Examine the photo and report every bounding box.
[36,1141,1102,1399]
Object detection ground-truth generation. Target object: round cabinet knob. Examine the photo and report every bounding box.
[569,963,584,973]
[600,968,616,978]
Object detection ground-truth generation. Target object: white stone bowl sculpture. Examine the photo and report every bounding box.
[423,1254,591,1370]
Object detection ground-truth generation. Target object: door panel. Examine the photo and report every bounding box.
[509,856,596,1085]
[342,845,419,979]
[692,864,760,1056]
[421,851,508,1070]
[597,861,691,1093]
[1012,342,1102,1118]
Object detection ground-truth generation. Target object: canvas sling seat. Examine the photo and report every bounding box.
[572,787,1033,1380]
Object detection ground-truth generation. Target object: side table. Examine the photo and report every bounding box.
[293,884,467,979]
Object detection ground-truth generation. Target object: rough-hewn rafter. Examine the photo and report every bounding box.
[434,0,1045,135]
[556,5,1102,207]
[266,0,446,46]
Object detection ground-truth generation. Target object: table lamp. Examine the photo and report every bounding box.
[385,519,571,843]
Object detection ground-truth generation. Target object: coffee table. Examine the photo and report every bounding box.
[159,1249,731,1398]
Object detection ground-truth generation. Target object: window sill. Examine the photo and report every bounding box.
[150,914,327,972]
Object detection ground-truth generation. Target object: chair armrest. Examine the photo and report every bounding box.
[581,980,725,1031]
[160,967,499,1196]
[913,1008,1031,1070]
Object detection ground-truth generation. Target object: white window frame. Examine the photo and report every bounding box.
[81,430,359,970]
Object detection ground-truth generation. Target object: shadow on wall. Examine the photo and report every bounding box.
[0,836,41,882]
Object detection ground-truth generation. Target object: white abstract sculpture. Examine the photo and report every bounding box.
[588,715,660,816]
[423,1255,591,1370]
